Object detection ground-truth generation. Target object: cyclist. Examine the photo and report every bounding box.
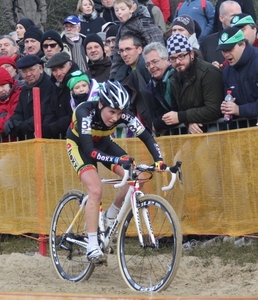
[66,80,166,263]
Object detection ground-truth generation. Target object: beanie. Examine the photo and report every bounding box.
[67,70,90,90]
[0,67,14,85]
[167,33,193,56]
[41,30,64,51]
[24,25,43,42]
[16,18,35,31]
[84,33,105,54]
[172,15,195,35]
[106,25,119,39]
[0,56,17,70]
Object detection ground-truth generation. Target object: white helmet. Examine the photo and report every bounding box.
[99,80,130,110]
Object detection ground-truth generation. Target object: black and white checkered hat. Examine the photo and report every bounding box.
[166,33,193,56]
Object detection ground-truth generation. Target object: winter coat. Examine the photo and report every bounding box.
[9,72,55,139]
[141,0,166,33]
[0,80,22,134]
[109,5,164,80]
[213,0,256,33]
[200,32,224,64]
[152,0,171,23]
[78,10,106,36]
[2,0,47,30]
[86,56,112,83]
[102,7,119,23]
[222,43,258,119]
[42,62,80,139]
[170,58,223,125]
[175,0,215,43]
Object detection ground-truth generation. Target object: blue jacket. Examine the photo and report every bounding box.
[222,43,258,118]
[176,0,215,42]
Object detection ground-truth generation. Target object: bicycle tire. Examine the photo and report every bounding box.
[49,189,95,282]
[117,194,182,292]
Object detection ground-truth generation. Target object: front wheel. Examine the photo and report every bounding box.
[117,194,182,292]
[49,189,95,282]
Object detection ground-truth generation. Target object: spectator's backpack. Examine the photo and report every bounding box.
[175,0,208,21]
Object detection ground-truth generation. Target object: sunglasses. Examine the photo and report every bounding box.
[42,43,58,49]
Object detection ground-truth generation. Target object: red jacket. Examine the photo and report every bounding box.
[0,80,22,136]
[152,0,171,23]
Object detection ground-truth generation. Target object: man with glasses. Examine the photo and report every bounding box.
[40,30,65,75]
[62,15,88,73]
[4,54,56,139]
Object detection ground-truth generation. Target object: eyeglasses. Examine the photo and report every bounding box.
[105,38,116,46]
[118,47,137,55]
[168,52,190,63]
[145,59,161,69]
[42,43,58,49]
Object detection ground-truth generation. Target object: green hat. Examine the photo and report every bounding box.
[230,13,255,28]
[216,27,245,51]
[67,70,90,90]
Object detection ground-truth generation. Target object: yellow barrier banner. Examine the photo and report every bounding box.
[0,127,257,236]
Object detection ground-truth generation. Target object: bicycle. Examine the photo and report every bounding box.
[49,161,183,292]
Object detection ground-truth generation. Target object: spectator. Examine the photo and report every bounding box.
[213,0,256,33]
[67,70,100,110]
[2,0,47,31]
[62,15,88,73]
[0,35,20,61]
[115,33,150,83]
[0,67,22,139]
[0,56,24,84]
[84,33,112,82]
[76,0,106,35]
[137,0,166,33]
[217,27,258,127]
[23,25,44,57]
[200,0,241,64]
[15,18,35,54]
[174,0,215,43]
[152,0,171,23]
[109,0,164,80]
[4,55,55,139]
[142,42,176,134]
[104,24,119,57]
[42,52,80,139]
[101,0,120,23]
[102,21,117,32]
[171,14,200,49]
[230,13,258,47]
[40,30,65,76]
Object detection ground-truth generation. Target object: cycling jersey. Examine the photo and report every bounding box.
[66,101,163,176]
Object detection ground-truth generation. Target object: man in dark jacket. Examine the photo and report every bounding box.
[147,34,223,134]
[4,55,55,139]
[100,0,119,23]
[218,27,258,125]
[42,52,80,139]
[84,33,111,82]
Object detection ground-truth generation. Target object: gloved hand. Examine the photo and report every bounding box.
[4,119,14,135]
[154,161,167,171]
[114,156,134,169]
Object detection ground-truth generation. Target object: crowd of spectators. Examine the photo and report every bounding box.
[0,0,257,141]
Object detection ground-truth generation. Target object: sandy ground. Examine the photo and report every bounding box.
[0,252,258,297]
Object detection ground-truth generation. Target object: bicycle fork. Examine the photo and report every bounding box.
[132,183,156,248]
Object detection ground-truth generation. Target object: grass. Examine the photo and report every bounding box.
[1,234,258,267]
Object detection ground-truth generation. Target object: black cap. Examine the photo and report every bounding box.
[41,30,64,51]
[24,25,43,42]
[106,25,119,39]
[46,52,71,68]
[83,33,105,54]
[16,18,35,31]
[216,27,245,51]
[16,55,42,69]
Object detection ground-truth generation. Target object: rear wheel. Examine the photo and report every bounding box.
[49,190,95,282]
[117,194,182,292]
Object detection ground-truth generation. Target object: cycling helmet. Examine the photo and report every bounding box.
[99,80,130,110]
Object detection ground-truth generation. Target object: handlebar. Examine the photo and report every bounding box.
[113,161,183,191]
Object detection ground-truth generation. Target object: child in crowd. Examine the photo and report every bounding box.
[109,0,164,80]
[76,0,106,35]
[67,70,100,110]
